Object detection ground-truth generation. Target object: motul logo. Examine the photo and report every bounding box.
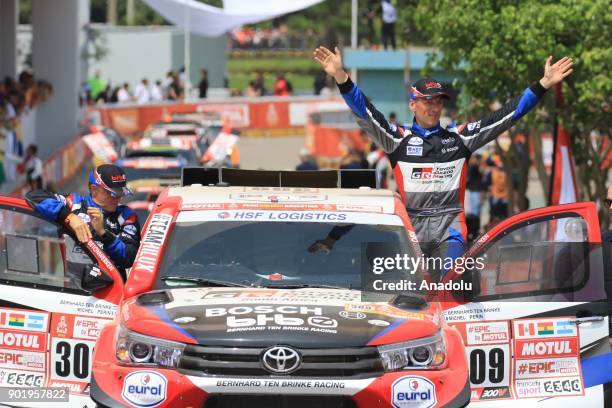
[482,332,507,342]
[517,339,576,357]
[0,332,41,350]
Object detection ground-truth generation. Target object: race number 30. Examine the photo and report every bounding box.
[466,344,510,388]
[51,338,95,382]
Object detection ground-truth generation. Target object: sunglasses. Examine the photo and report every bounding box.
[605,198,612,208]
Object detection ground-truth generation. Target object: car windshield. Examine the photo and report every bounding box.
[155,217,424,294]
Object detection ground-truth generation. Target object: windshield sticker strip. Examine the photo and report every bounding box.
[175,210,401,225]
[180,203,383,213]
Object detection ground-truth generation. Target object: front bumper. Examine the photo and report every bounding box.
[91,323,469,408]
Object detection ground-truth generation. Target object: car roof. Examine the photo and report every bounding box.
[164,186,398,214]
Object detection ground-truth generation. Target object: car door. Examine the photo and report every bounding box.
[0,196,124,407]
[439,202,610,406]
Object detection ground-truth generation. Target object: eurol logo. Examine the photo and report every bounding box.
[122,371,167,407]
[392,376,436,408]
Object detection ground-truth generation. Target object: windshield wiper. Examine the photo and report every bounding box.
[162,276,248,287]
[263,283,350,290]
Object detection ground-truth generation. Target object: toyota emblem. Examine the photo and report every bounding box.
[261,346,301,374]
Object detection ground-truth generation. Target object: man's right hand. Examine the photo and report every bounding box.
[313,46,349,84]
[65,213,92,243]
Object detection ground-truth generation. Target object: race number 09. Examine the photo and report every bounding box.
[467,345,509,387]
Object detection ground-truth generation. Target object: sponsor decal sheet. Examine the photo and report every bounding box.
[0,307,112,395]
[512,317,583,399]
[449,317,584,402]
[0,308,49,388]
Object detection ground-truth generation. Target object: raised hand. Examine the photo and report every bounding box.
[540,56,573,89]
[313,46,348,84]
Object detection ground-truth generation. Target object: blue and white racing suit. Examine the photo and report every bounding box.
[26,191,141,281]
[337,77,547,280]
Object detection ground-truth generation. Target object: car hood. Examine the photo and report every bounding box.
[124,287,441,348]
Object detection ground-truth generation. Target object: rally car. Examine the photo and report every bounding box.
[0,169,608,407]
[123,178,179,225]
[126,136,203,166]
[144,121,204,140]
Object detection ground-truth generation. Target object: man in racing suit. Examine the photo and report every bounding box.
[313,46,573,281]
[26,164,140,281]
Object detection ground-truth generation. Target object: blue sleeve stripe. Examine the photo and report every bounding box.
[35,198,66,222]
[512,88,539,121]
[105,237,127,261]
[341,85,367,119]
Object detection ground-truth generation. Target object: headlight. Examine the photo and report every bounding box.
[116,326,185,369]
[377,332,445,371]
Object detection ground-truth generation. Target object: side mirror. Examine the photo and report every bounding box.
[81,264,114,292]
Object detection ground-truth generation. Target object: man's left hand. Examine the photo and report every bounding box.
[540,56,573,89]
[87,207,106,236]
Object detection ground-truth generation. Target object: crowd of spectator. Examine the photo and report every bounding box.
[0,71,52,190]
[464,144,531,242]
[229,25,318,50]
[81,68,210,105]
[235,72,297,97]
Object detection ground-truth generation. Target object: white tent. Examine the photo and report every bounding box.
[142,0,325,37]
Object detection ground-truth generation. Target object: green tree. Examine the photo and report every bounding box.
[408,0,611,226]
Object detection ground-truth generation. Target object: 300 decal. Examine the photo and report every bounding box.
[51,338,95,382]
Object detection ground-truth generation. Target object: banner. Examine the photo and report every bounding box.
[90,97,342,137]
[549,125,578,205]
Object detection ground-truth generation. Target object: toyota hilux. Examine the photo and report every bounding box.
[0,169,608,407]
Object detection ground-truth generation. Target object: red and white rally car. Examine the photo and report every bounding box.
[0,169,608,407]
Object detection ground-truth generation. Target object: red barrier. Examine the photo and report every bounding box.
[89,97,343,137]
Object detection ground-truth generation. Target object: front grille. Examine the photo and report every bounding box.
[204,395,357,408]
[179,345,383,378]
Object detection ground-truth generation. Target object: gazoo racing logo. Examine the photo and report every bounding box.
[411,167,434,180]
[132,214,173,274]
[122,371,167,407]
[411,166,454,181]
[392,376,436,408]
